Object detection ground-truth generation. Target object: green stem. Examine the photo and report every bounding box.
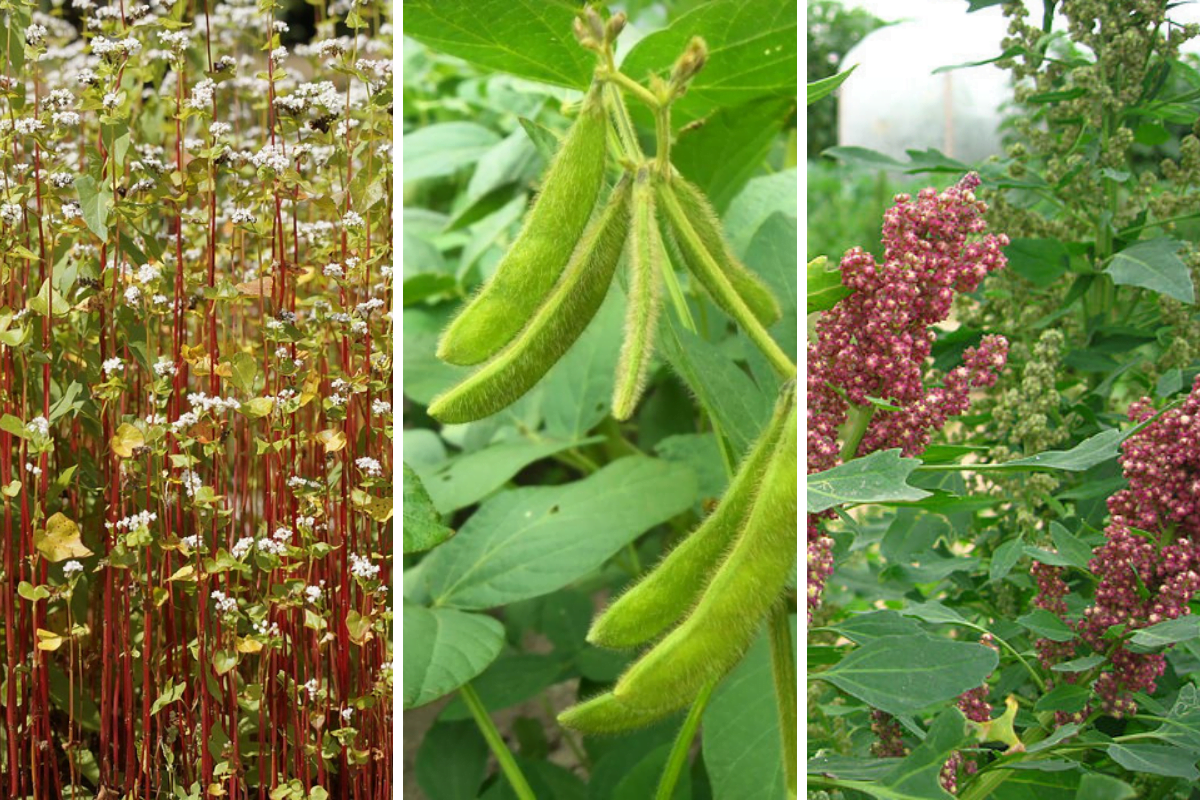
[604,68,661,112]
[654,680,715,800]
[768,603,798,799]
[461,683,536,800]
[655,104,672,175]
[604,83,643,163]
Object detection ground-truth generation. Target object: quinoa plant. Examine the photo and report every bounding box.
[0,0,393,795]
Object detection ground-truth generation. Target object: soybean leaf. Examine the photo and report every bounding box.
[1016,609,1076,643]
[1129,615,1200,652]
[403,122,502,184]
[416,720,489,800]
[673,98,794,212]
[807,255,851,314]
[420,456,696,609]
[403,465,454,555]
[654,432,728,502]
[402,603,505,709]
[403,0,593,89]
[438,654,563,721]
[620,0,797,124]
[413,437,598,515]
[540,291,624,439]
[807,450,931,514]
[1104,237,1194,304]
[660,320,771,458]
[612,743,693,800]
[818,633,998,716]
[879,709,967,800]
[703,633,786,800]
[807,65,856,106]
[724,169,798,256]
[1106,743,1200,780]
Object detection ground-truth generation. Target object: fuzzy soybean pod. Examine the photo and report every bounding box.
[611,399,798,712]
[611,167,664,422]
[427,176,633,424]
[665,174,781,328]
[587,384,793,649]
[557,689,671,735]
[658,178,794,379]
[436,87,609,366]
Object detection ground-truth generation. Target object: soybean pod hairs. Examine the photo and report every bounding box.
[610,390,797,713]
[436,83,609,366]
[427,175,633,425]
[611,166,665,422]
[667,171,781,327]
[587,381,794,649]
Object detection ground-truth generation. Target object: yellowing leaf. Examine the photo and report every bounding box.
[236,636,264,654]
[35,513,93,562]
[36,628,64,651]
[242,397,275,419]
[346,610,373,645]
[236,277,274,297]
[168,565,196,582]
[352,489,393,524]
[111,423,144,458]
[316,429,346,453]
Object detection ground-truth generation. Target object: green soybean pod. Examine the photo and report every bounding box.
[668,174,781,328]
[427,176,633,425]
[612,399,797,711]
[557,689,672,735]
[658,179,794,379]
[611,167,664,422]
[437,87,609,366]
[588,383,794,648]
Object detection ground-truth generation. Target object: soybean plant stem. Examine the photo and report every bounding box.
[768,603,798,799]
[460,683,536,800]
[604,68,661,114]
[653,680,715,800]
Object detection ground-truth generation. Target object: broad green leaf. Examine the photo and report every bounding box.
[1129,614,1200,651]
[1104,237,1194,304]
[403,465,454,554]
[17,582,49,602]
[621,0,797,124]
[990,537,1025,582]
[807,255,851,314]
[824,610,924,644]
[414,437,595,515]
[999,429,1125,472]
[74,175,111,240]
[403,603,504,709]
[611,743,692,800]
[540,291,624,438]
[1016,609,1076,642]
[518,116,560,164]
[807,65,856,106]
[1051,655,1106,673]
[1144,684,1200,749]
[723,169,798,257]
[150,679,187,716]
[1106,743,1199,780]
[226,351,258,395]
[1049,522,1095,571]
[437,654,563,721]
[818,633,997,716]
[806,754,900,781]
[654,432,728,502]
[673,99,794,212]
[660,320,771,458]
[1075,775,1135,800]
[879,709,966,800]
[416,720,489,800]
[1005,238,1072,287]
[703,634,786,800]
[403,0,593,89]
[745,212,799,362]
[420,456,696,609]
[35,513,93,562]
[1033,684,1091,713]
[403,122,502,184]
[0,414,24,439]
[807,449,931,513]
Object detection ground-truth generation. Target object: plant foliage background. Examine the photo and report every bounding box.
[402,1,798,798]
[0,0,393,795]
[808,1,1200,799]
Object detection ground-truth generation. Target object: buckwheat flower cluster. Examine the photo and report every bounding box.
[806,175,1010,618]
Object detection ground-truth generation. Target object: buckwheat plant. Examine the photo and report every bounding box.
[0,0,393,795]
